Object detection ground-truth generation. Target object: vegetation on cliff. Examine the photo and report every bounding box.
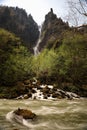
[0,8,87,98]
[38,8,69,51]
[0,28,33,86]
[0,6,39,51]
[32,31,87,96]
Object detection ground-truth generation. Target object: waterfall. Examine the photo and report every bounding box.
[33,26,42,55]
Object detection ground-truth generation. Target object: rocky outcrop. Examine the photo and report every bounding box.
[14,108,36,120]
[0,6,39,51]
[16,79,80,100]
[38,8,69,51]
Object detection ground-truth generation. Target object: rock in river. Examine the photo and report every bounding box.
[14,108,36,120]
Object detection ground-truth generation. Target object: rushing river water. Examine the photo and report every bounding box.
[0,99,87,130]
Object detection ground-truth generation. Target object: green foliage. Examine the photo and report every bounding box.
[0,28,33,85]
[0,27,87,97]
[57,32,87,84]
[32,49,57,83]
[32,31,87,87]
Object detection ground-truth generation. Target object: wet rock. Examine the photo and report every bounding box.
[41,86,50,94]
[53,87,57,91]
[14,108,36,120]
[13,129,19,130]
[66,92,80,99]
[24,94,29,99]
[33,96,37,100]
[70,92,80,98]
[44,95,48,99]
[15,80,80,100]
[47,94,50,97]
[16,95,23,99]
[28,93,32,98]
[57,89,66,95]
[31,89,37,93]
[49,89,53,94]
[52,93,58,98]
[37,85,43,90]
[66,93,73,100]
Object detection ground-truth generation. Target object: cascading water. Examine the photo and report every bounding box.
[33,26,42,55]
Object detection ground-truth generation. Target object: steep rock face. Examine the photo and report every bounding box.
[0,6,39,51]
[38,8,69,51]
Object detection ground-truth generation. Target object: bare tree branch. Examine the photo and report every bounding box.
[68,0,87,17]
[65,0,87,26]
[79,0,87,16]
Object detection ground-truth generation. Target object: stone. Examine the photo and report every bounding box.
[28,93,32,98]
[24,80,30,85]
[24,94,29,99]
[13,129,19,130]
[14,108,36,120]
[41,86,50,94]
[44,95,48,99]
[52,93,58,98]
[31,89,37,93]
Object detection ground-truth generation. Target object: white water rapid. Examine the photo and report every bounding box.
[0,99,87,130]
[33,26,42,55]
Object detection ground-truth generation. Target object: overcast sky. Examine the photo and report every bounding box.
[0,0,67,25]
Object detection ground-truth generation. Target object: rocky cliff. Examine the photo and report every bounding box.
[0,6,39,51]
[38,8,70,51]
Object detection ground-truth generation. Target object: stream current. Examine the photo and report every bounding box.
[0,99,87,130]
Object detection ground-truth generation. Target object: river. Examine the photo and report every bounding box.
[0,99,87,130]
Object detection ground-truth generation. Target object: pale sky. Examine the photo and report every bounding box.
[0,0,67,25]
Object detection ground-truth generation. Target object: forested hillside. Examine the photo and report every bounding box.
[0,6,39,51]
[0,28,33,86]
[33,30,87,96]
[0,7,87,98]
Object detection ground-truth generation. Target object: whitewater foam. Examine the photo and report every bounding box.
[6,111,14,122]
[23,119,49,129]
[6,111,49,129]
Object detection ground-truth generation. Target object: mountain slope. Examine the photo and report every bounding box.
[0,6,39,51]
[0,28,32,86]
[38,8,69,51]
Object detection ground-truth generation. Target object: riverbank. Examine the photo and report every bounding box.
[0,78,87,100]
[16,84,80,100]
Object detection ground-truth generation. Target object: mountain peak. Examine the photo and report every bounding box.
[50,8,53,13]
[45,8,57,22]
[38,9,69,51]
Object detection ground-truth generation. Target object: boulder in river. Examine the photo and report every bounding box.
[14,108,36,120]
